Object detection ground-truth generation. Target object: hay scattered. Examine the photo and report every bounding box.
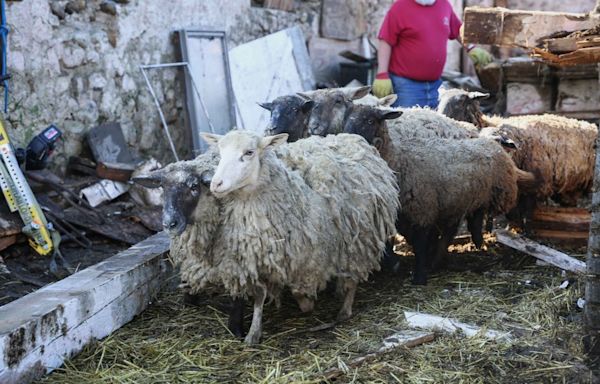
[42,238,592,383]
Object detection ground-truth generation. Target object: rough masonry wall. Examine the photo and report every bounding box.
[3,0,460,169]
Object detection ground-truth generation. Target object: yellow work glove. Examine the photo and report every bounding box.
[468,47,493,68]
[372,73,394,98]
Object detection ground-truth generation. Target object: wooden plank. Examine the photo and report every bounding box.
[462,7,598,47]
[0,232,170,384]
[495,229,586,274]
[323,330,435,380]
[404,311,512,341]
[530,206,591,232]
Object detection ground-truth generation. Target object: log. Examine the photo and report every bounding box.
[462,7,599,47]
[323,330,435,380]
[585,123,600,355]
[495,229,586,274]
[404,311,512,341]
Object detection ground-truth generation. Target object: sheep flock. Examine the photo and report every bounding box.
[134,85,598,345]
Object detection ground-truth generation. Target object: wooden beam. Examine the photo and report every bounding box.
[585,130,600,355]
[323,330,435,380]
[462,7,599,47]
[495,229,586,274]
[0,232,170,384]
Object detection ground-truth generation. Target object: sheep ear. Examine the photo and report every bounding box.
[260,133,288,150]
[344,86,371,100]
[379,94,397,107]
[296,92,313,101]
[200,132,223,147]
[258,102,273,111]
[200,170,213,186]
[378,109,403,120]
[132,171,163,189]
[301,99,314,112]
[372,137,384,152]
[467,91,489,100]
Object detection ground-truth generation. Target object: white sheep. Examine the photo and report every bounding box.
[141,131,399,344]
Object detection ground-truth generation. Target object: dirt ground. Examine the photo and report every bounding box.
[0,238,128,307]
[41,233,595,384]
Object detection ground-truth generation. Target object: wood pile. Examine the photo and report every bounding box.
[529,206,591,246]
[534,25,600,66]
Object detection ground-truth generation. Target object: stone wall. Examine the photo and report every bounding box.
[4,0,322,170]
[4,0,595,171]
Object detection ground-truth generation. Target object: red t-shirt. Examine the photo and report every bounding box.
[378,0,462,81]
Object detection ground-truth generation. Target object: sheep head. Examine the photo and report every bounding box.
[298,86,371,137]
[201,130,288,197]
[342,104,402,153]
[132,161,213,236]
[437,88,488,128]
[259,94,314,142]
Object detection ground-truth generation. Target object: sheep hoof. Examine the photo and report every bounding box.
[412,275,427,285]
[336,309,352,322]
[244,331,261,345]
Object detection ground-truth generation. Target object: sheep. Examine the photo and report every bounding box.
[297,86,371,136]
[140,131,399,344]
[343,104,536,284]
[438,88,598,216]
[132,152,247,338]
[260,94,314,142]
[203,130,399,344]
[260,88,479,142]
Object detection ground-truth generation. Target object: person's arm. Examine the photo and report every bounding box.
[376,39,392,75]
[372,40,394,98]
[457,24,493,68]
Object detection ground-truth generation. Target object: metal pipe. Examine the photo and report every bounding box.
[139,66,180,161]
[140,62,188,70]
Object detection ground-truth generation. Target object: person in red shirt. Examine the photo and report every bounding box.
[372,0,491,108]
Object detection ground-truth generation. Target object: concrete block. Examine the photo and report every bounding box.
[506,82,552,115]
[320,0,366,41]
[0,232,170,384]
[556,79,600,113]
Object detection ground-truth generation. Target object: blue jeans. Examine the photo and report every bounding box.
[390,74,443,109]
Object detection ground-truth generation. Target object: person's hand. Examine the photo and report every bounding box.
[468,47,493,68]
[372,73,393,98]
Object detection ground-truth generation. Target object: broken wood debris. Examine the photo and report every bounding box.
[404,311,512,341]
[323,329,435,380]
[495,229,586,274]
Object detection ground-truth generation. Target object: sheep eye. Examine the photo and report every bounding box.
[190,182,199,191]
[244,150,255,157]
[293,107,299,112]
[368,119,374,125]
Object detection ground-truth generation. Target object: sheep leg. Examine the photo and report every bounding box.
[380,238,400,272]
[467,209,485,249]
[431,223,459,270]
[337,278,358,321]
[412,228,430,285]
[227,297,245,338]
[245,285,267,345]
[485,211,494,233]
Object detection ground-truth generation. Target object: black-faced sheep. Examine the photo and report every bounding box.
[141,131,399,344]
[260,88,479,143]
[133,153,247,338]
[343,104,536,284]
[438,88,598,218]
